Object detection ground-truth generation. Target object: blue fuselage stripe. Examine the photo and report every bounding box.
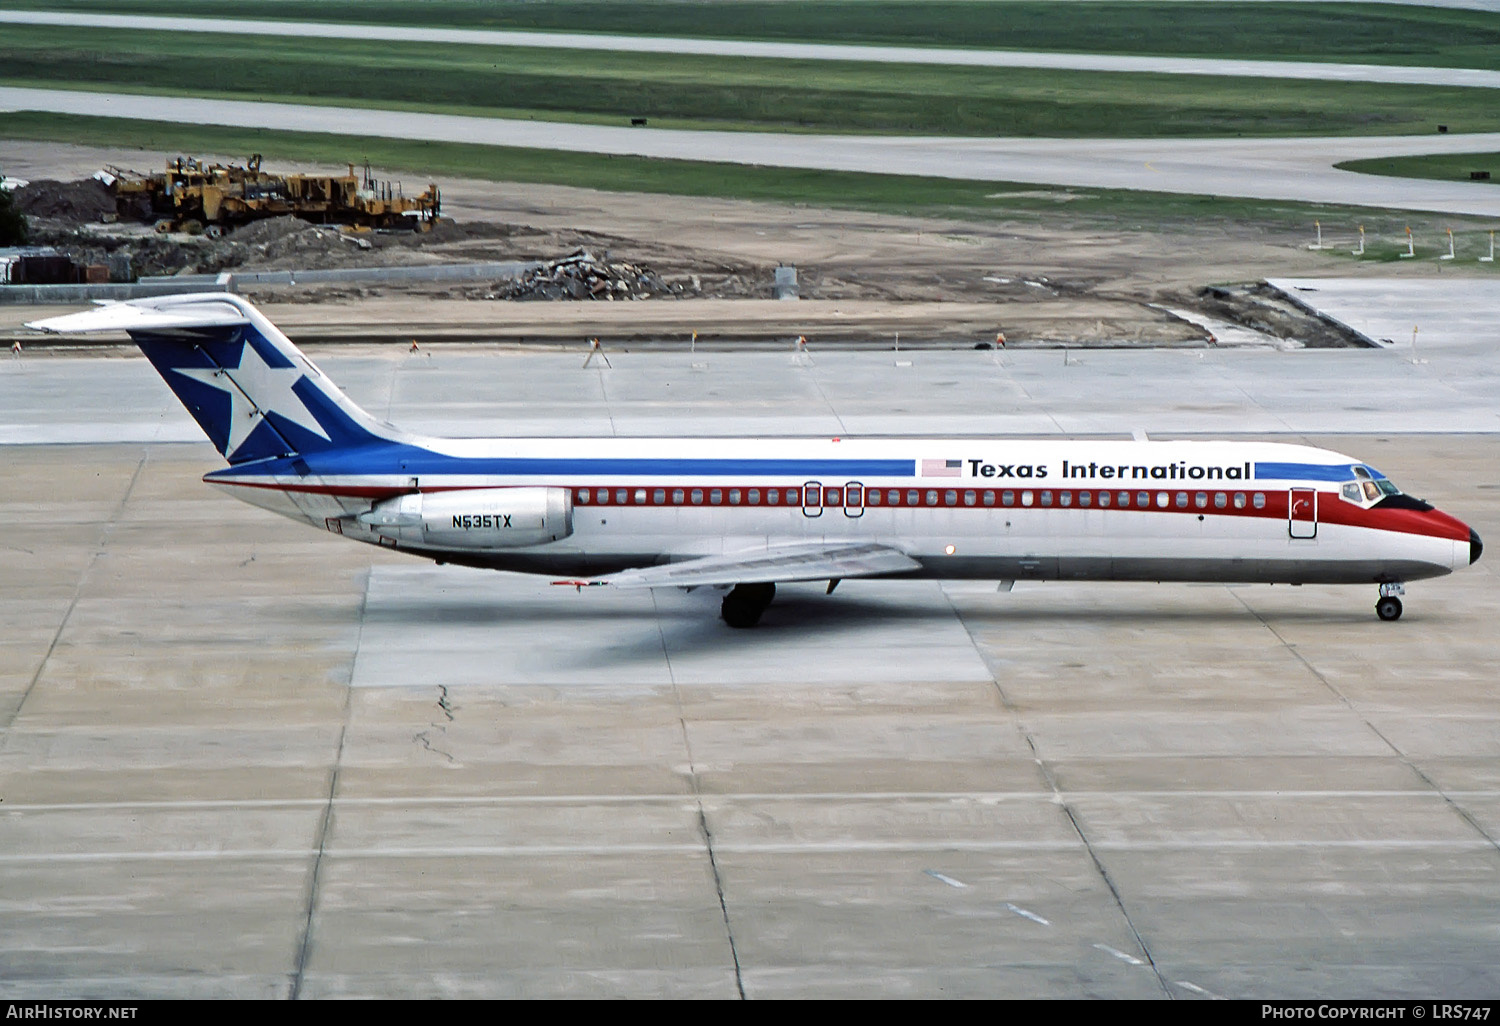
[214,451,917,479]
[1254,462,1353,483]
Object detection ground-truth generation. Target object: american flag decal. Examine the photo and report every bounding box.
[921,458,962,478]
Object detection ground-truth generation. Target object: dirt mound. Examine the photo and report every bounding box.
[14,178,116,222]
[229,215,315,246]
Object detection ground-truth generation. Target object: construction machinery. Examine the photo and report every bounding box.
[103,155,441,235]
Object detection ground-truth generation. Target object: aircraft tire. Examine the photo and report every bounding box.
[722,582,775,629]
[1376,596,1403,621]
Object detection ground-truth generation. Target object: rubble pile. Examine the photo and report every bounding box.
[231,215,373,264]
[495,250,676,301]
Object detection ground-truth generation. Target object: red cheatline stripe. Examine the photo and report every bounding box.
[207,478,1469,542]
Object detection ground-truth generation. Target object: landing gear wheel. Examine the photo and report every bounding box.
[1376,596,1403,621]
[721,582,776,629]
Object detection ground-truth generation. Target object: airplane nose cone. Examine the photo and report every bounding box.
[1472,528,1484,565]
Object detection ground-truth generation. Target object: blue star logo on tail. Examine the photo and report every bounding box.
[172,338,330,458]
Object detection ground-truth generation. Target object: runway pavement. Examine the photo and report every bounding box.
[1,280,1498,997]
[5,9,1500,90]
[5,86,1498,217]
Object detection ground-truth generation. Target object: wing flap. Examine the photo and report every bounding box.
[594,541,920,589]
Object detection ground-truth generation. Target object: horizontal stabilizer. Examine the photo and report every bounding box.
[26,296,248,335]
[594,541,920,589]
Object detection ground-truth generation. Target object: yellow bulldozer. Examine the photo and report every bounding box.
[107,155,442,236]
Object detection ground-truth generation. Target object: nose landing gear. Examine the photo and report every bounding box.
[1376,582,1405,621]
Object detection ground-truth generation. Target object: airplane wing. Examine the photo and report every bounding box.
[586,541,921,589]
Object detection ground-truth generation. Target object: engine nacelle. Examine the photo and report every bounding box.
[358,487,573,550]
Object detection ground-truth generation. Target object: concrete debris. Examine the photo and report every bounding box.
[494,249,679,302]
[1188,282,1372,348]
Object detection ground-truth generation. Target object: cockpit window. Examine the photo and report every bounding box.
[1343,465,1404,505]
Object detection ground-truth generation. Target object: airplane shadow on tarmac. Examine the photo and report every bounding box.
[350,572,1397,687]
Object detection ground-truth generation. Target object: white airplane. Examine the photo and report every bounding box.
[28,292,1481,627]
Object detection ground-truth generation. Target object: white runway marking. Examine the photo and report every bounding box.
[3,838,1496,865]
[1094,944,1146,965]
[1006,903,1053,926]
[923,870,969,888]
[5,789,1497,813]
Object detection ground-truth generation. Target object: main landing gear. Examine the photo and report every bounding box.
[722,582,776,629]
[1376,582,1405,621]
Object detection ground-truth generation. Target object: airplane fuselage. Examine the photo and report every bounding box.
[205,436,1475,585]
[28,293,1480,626]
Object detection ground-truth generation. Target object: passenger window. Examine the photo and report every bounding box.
[634,489,647,504]
[710,489,722,505]
[597,488,610,504]
[1156,492,1168,508]
[786,488,800,505]
[768,489,780,505]
[1002,490,1015,507]
[1233,492,1246,509]
[944,490,958,506]
[1079,491,1092,507]
[867,490,880,506]
[889,489,901,505]
[1175,492,1188,509]
[1214,492,1227,509]
[615,489,628,504]
[672,489,684,504]
[1098,491,1110,508]
[1195,492,1207,509]
[1119,491,1131,507]
[1060,491,1072,507]
[925,490,939,506]
[1039,491,1052,507]
[728,489,741,505]
[1021,490,1034,507]
[748,488,760,504]
[983,490,995,507]
[825,487,842,506]
[577,489,590,504]
[691,489,703,505]
[907,490,920,506]
[1137,491,1150,507]
[847,485,862,506]
[963,490,976,506]
[1253,493,1266,509]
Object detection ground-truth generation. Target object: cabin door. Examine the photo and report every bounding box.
[1288,488,1318,539]
[802,480,823,518]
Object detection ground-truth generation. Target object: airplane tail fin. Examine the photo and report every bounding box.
[26,293,398,464]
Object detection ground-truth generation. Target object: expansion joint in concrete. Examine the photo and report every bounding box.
[290,567,364,999]
[4,449,149,733]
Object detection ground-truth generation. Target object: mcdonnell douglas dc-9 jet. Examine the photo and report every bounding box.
[29,293,1481,627]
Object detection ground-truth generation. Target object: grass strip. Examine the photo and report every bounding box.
[5,23,1500,138]
[1335,152,1500,187]
[9,1,1500,70]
